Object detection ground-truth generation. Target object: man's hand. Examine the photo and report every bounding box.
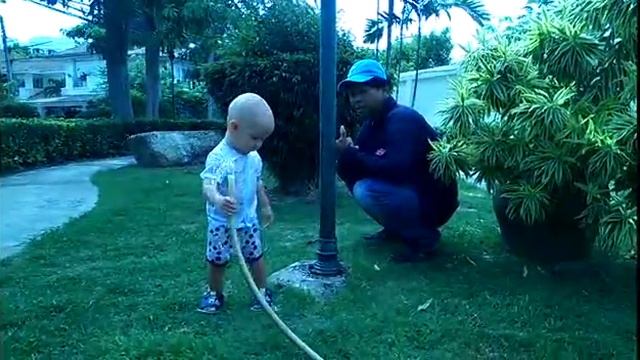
[336,125,356,153]
[261,205,274,228]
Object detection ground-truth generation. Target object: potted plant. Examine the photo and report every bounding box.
[428,0,637,264]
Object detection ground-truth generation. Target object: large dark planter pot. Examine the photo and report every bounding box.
[492,186,596,265]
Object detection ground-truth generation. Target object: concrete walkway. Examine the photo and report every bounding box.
[0,157,136,260]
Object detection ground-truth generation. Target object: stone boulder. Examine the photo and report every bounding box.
[127,130,223,167]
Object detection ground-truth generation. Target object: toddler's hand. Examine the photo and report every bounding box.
[261,205,274,228]
[215,195,238,216]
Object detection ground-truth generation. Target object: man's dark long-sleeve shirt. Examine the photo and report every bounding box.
[337,97,458,224]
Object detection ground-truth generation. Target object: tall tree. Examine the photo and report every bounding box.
[135,0,236,119]
[394,1,414,98]
[385,0,395,69]
[364,18,384,58]
[364,11,401,64]
[180,0,236,120]
[103,0,135,120]
[64,1,162,119]
[376,0,381,59]
[137,0,162,119]
[37,0,135,121]
[410,0,489,107]
[65,0,233,120]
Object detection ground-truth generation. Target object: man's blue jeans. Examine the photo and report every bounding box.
[352,178,442,249]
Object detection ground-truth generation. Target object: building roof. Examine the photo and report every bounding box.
[55,44,91,56]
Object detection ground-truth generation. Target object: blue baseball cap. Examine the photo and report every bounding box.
[338,59,388,92]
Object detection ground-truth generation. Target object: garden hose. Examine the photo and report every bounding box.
[226,175,324,360]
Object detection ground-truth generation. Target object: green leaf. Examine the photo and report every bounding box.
[587,134,630,183]
[596,190,637,253]
[438,80,486,136]
[521,141,577,187]
[502,182,551,224]
[427,139,474,184]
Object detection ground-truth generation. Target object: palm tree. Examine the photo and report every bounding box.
[376,0,380,59]
[364,17,385,60]
[395,1,415,98]
[364,10,401,67]
[409,0,490,107]
[385,0,395,69]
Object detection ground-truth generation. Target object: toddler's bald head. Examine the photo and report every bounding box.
[227,93,274,130]
[226,93,275,154]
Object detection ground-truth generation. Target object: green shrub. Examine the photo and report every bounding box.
[205,0,360,194]
[430,0,637,253]
[0,101,39,118]
[77,87,208,120]
[75,98,112,119]
[0,118,225,173]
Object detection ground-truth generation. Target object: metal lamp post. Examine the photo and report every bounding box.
[309,0,343,276]
[0,16,13,82]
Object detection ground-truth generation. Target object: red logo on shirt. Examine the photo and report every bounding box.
[375,148,386,156]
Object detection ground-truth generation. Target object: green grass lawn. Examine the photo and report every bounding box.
[1,166,636,359]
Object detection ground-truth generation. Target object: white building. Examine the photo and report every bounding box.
[395,64,461,129]
[2,43,193,117]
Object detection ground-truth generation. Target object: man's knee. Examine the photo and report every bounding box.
[353,178,397,211]
[352,179,375,205]
[352,178,420,220]
[352,178,392,221]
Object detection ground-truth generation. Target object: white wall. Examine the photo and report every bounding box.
[12,54,106,99]
[12,52,191,100]
[70,57,106,93]
[395,64,461,129]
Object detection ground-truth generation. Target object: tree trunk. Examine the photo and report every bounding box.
[169,49,176,120]
[207,51,216,120]
[395,35,404,99]
[145,39,161,119]
[395,3,407,100]
[143,5,161,120]
[375,0,380,60]
[385,0,394,70]
[411,16,422,108]
[0,16,13,82]
[104,0,134,121]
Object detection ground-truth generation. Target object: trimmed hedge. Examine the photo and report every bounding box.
[0,118,226,173]
[0,101,39,118]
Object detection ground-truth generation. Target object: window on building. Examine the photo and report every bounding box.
[15,77,26,88]
[74,72,88,88]
[48,76,66,88]
[33,76,44,89]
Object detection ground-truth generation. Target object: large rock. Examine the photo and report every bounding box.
[127,130,223,167]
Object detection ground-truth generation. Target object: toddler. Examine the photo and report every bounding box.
[198,93,276,313]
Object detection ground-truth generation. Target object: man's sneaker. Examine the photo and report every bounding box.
[197,290,224,314]
[250,288,277,311]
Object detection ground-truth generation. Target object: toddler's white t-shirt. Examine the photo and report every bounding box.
[200,138,263,227]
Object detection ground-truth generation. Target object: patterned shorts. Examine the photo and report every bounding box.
[206,222,263,266]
